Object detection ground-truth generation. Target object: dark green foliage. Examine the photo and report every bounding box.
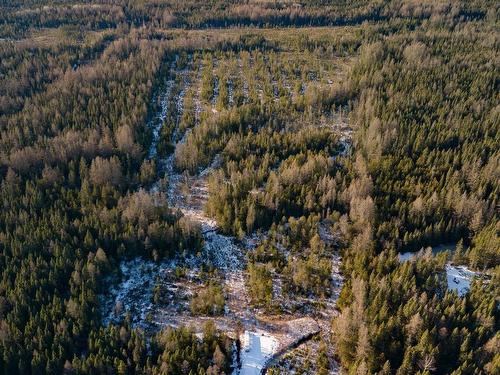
[190,283,225,316]
[332,12,499,374]
[247,262,273,307]
[69,320,232,374]
[0,1,498,374]
[0,29,203,375]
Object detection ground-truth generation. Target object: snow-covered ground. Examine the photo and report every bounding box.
[212,63,219,111]
[246,318,322,375]
[101,258,176,329]
[102,52,349,373]
[228,78,234,106]
[204,230,244,270]
[147,53,247,328]
[175,64,190,129]
[326,110,352,157]
[194,61,203,122]
[239,331,278,375]
[445,264,477,297]
[148,59,176,159]
[330,253,343,302]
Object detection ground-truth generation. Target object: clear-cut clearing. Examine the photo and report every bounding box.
[101,51,351,373]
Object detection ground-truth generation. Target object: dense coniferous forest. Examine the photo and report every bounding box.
[0,1,498,375]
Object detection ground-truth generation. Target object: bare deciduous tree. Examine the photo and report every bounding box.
[89,156,122,187]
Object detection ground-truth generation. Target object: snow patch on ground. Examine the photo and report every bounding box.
[101,258,176,329]
[228,78,234,106]
[238,58,249,103]
[330,252,343,303]
[238,331,278,375]
[204,231,244,270]
[148,60,176,159]
[445,265,477,297]
[174,65,190,131]
[212,74,219,109]
[194,61,203,122]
